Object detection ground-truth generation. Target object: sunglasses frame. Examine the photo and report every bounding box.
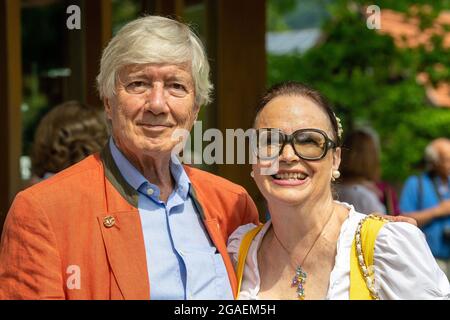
[255,128,337,161]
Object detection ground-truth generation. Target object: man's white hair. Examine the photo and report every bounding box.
[425,143,440,167]
[424,138,450,169]
[96,15,212,106]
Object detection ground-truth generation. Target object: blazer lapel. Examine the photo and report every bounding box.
[97,210,150,300]
[98,145,150,299]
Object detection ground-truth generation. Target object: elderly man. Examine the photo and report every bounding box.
[400,138,450,276]
[0,16,258,299]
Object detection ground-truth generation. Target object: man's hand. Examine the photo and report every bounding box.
[371,212,418,226]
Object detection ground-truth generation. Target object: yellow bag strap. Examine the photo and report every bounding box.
[350,215,388,300]
[236,224,264,297]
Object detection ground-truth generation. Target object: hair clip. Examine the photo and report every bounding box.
[334,113,343,140]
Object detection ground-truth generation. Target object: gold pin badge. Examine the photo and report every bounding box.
[103,215,116,228]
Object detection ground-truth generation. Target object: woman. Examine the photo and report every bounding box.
[336,129,387,215]
[228,81,449,299]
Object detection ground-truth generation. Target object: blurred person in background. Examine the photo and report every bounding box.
[400,138,450,277]
[336,129,400,215]
[29,100,109,185]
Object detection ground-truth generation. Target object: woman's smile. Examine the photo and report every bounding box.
[270,170,310,186]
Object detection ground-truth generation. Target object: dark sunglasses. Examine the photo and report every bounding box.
[254,128,337,161]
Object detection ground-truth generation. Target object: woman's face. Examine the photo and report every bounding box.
[253,94,341,207]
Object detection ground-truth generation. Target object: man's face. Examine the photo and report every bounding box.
[105,63,198,161]
[436,142,450,177]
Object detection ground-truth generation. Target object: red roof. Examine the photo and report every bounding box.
[377,8,450,107]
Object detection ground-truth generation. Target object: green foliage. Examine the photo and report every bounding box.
[267,0,333,31]
[267,0,298,31]
[267,0,450,183]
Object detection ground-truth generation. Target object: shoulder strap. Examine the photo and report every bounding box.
[418,174,423,210]
[431,175,444,202]
[236,224,264,297]
[350,216,388,300]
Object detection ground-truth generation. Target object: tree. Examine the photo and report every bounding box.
[267,0,450,184]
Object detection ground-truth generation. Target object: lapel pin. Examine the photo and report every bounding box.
[103,215,116,228]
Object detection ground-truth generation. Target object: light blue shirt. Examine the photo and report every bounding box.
[109,139,233,300]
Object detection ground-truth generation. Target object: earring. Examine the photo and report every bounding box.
[331,170,340,181]
[250,171,255,178]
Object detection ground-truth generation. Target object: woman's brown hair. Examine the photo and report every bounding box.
[254,81,342,146]
[31,101,108,178]
[340,129,381,182]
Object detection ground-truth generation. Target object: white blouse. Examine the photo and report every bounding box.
[227,202,450,300]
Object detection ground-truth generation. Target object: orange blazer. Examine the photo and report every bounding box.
[0,147,259,299]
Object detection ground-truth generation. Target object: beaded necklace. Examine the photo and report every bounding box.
[272,210,334,300]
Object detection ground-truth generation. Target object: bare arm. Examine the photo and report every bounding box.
[404,200,450,227]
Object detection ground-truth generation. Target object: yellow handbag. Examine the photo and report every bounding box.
[236,215,387,300]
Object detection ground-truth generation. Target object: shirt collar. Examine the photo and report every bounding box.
[109,138,190,200]
[170,153,191,200]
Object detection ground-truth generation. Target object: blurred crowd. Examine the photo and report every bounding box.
[336,130,450,276]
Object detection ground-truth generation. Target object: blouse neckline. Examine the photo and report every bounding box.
[247,201,358,299]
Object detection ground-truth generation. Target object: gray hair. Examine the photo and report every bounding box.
[425,143,439,170]
[424,138,450,170]
[97,15,213,106]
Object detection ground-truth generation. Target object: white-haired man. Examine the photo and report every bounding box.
[0,16,259,299]
[400,138,450,277]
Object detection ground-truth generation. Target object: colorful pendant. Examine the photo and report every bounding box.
[291,266,307,299]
